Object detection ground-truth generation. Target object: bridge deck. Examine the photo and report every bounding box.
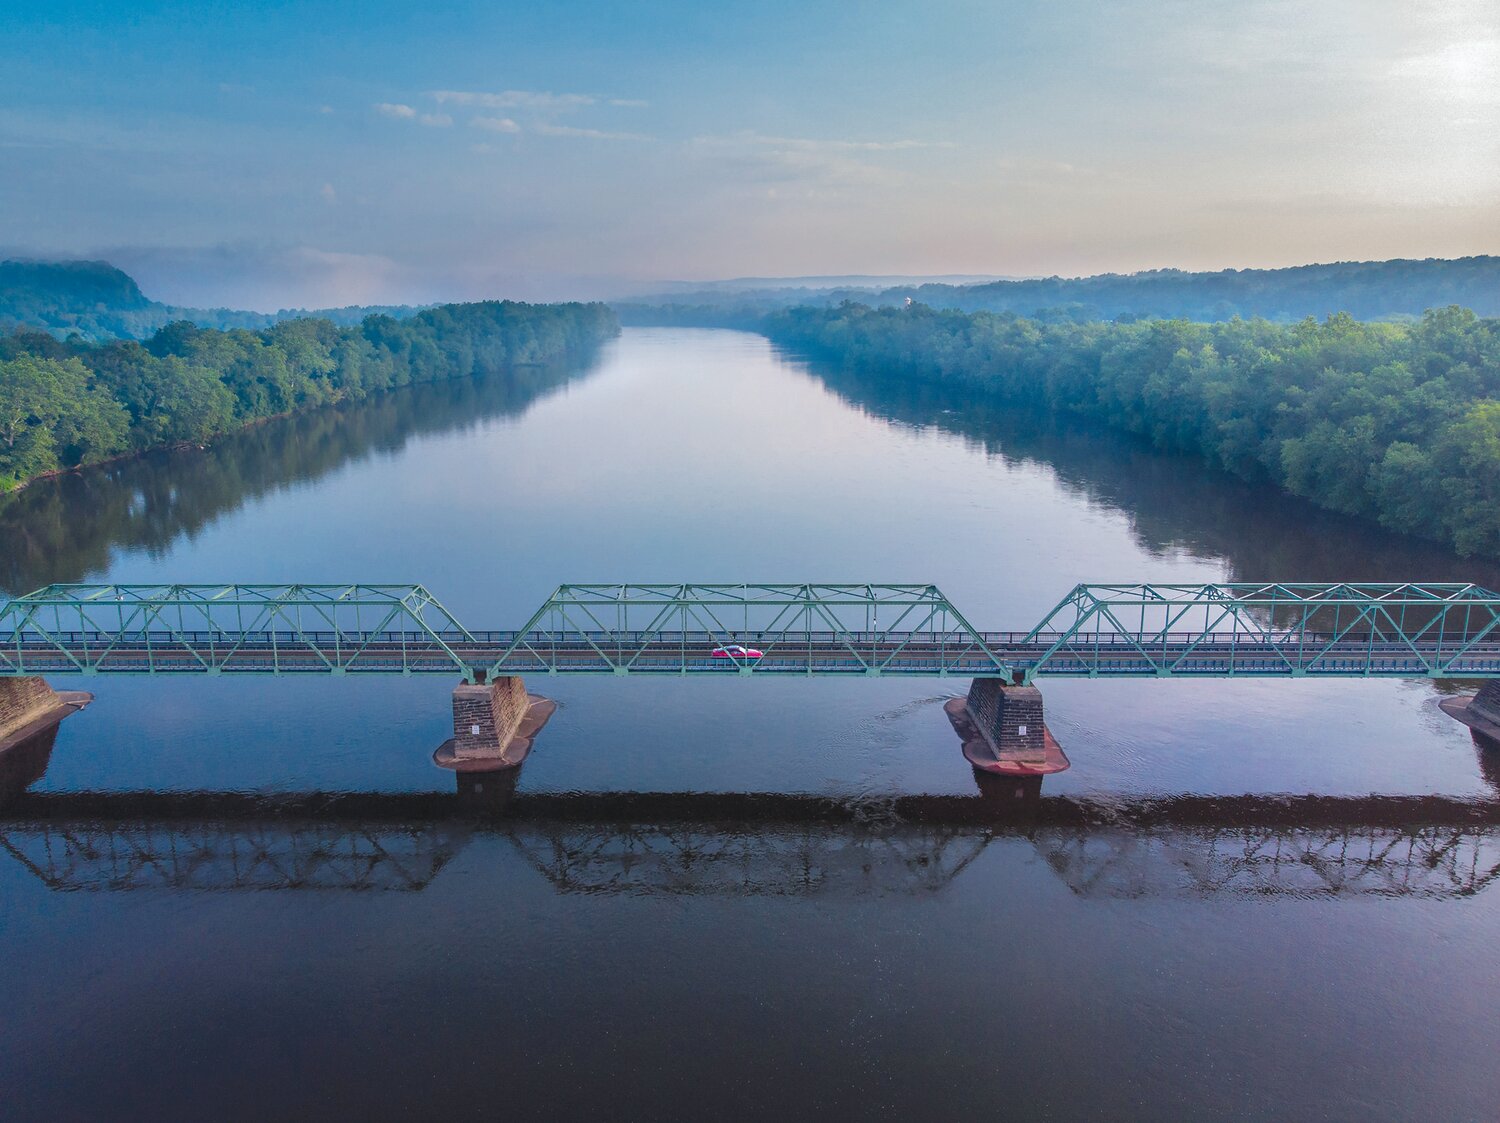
[8,629,1500,677]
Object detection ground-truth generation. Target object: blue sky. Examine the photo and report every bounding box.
[2,0,1497,308]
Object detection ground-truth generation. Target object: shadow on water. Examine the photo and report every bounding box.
[789,349,1500,587]
[6,780,1500,900]
[0,354,601,595]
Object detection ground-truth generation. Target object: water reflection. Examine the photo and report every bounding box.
[0,357,598,594]
[6,788,1499,900]
[1,819,461,892]
[797,352,1500,587]
[9,331,1500,604]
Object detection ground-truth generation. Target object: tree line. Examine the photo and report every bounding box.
[0,300,617,490]
[764,302,1500,557]
[875,256,1500,322]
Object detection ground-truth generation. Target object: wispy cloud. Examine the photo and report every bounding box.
[430,89,594,111]
[471,116,521,134]
[375,103,452,127]
[535,123,649,141]
[608,98,649,108]
[687,131,948,193]
[701,131,954,153]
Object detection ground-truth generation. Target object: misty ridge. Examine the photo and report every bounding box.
[10,255,1500,346]
[618,254,1500,326]
[0,259,424,342]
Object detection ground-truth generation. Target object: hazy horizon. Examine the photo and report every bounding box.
[4,0,1497,310]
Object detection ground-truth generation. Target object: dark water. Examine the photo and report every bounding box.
[3,329,1500,1120]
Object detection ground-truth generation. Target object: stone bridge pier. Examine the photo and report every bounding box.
[943,678,1069,781]
[0,677,93,803]
[1440,681,1500,750]
[433,675,556,800]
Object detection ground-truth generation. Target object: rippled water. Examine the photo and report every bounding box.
[3,329,1499,1120]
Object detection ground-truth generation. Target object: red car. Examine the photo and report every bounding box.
[712,644,763,660]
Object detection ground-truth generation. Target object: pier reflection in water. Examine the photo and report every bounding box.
[6,788,1499,900]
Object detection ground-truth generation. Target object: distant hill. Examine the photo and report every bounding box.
[619,255,1500,324]
[0,259,419,340]
[880,257,1500,321]
[646,273,1020,293]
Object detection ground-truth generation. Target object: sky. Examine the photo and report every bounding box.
[1,0,1497,309]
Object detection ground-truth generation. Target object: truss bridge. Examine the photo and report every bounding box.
[5,582,1500,784]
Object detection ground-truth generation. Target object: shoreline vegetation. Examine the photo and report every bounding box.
[758,303,1500,558]
[0,300,618,494]
[0,361,590,594]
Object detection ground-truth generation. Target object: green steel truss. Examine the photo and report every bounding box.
[1020,582,1500,681]
[0,584,474,676]
[492,583,1005,678]
[5,580,1500,681]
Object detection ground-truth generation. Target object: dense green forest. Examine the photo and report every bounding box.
[620,255,1500,325]
[765,303,1500,557]
[0,299,616,490]
[0,260,418,341]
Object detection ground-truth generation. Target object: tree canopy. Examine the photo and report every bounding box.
[0,299,617,490]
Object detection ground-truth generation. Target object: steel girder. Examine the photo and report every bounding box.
[1017,582,1500,681]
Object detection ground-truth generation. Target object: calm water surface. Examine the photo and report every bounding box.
[3,329,1499,1120]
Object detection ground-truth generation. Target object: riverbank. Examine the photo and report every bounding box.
[758,303,1500,558]
[0,299,618,493]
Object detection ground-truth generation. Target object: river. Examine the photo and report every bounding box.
[2,328,1498,1120]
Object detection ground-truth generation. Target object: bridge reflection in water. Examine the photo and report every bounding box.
[4,789,1500,900]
